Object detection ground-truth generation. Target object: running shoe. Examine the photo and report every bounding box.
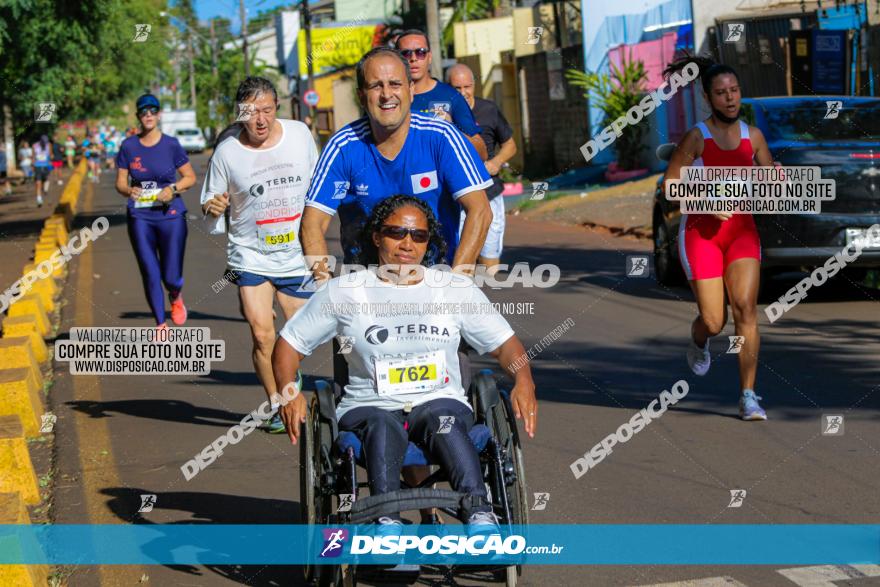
[467,510,501,534]
[264,412,286,434]
[36,194,43,207]
[57,180,62,186]
[378,516,404,526]
[739,390,767,421]
[170,294,187,325]
[687,337,711,376]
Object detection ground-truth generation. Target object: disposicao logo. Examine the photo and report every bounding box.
[320,528,348,558]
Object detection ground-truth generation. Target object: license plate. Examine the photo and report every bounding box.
[845,228,880,250]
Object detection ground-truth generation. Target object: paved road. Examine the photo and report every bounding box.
[52,153,880,586]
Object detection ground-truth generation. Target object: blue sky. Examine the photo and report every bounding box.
[193,0,296,30]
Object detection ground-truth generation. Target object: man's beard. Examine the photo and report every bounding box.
[712,106,740,124]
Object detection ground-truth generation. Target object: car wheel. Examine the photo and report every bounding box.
[654,213,683,286]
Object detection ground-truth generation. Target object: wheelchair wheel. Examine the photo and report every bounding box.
[489,389,529,527]
[497,392,529,587]
[301,396,338,586]
[480,382,528,587]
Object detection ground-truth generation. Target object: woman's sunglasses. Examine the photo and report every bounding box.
[379,224,430,243]
[399,47,429,60]
[137,107,159,117]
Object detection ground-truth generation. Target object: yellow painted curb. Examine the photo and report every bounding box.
[32,250,65,278]
[29,275,58,300]
[0,416,40,504]
[0,338,44,391]
[7,295,50,337]
[1,315,41,338]
[1,323,48,364]
[21,263,61,294]
[18,279,54,314]
[0,492,50,586]
[0,368,43,437]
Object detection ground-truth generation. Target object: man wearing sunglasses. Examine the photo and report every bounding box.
[395,30,488,161]
[300,46,493,279]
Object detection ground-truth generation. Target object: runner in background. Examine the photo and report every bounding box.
[448,63,517,275]
[395,30,488,161]
[51,137,64,185]
[82,132,102,183]
[18,140,33,184]
[115,93,197,332]
[0,147,11,196]
[64,134,76,169]
[662,54,772,421]
[32,135,52,207]
[103,130,117,170]
[201,76,319,434]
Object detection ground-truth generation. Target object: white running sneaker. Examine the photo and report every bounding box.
[467,510,501,534]
[687,337,711,376]
[36,194,43,207]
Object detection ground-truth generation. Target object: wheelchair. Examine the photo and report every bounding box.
[299,349,529,586]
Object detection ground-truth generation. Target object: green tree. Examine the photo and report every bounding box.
[0,0,170,139]
[566,53,649,170]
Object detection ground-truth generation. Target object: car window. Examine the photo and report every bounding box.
[763,102,880,141]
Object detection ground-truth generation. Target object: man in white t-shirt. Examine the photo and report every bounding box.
[202,76,319,433]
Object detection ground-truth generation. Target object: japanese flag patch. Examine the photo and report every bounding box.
[410,171,438,194]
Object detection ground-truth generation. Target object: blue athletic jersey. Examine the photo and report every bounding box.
[116,134,189,219]
[411,80,481,137]
[305,113,492,263]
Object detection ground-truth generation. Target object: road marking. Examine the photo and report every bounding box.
[778,565,880,586]
[636,576,748,586]
[70,182,145,584]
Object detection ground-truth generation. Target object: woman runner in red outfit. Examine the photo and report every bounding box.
[662,54,776,420]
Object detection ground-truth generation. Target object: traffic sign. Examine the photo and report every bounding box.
[303,90,319,107]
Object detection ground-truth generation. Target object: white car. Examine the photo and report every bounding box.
[174,128,206,153]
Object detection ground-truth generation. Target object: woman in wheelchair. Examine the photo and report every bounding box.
[272,194,537,528]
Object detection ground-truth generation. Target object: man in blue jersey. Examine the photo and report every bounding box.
[300,46,493,277]
[395,30,487,161]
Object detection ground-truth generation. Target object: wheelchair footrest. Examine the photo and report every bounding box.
[349,488,465,524]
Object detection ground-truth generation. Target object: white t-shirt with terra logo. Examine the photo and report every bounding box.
[279,268,515,419]
[201,119,318,277]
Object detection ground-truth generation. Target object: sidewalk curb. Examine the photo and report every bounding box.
[0,157,87,581]
[0,416,40,504]
[0,492,49,586]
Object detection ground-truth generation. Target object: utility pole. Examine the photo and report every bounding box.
[303,0,315,129]
[210,18,218,79]
[174,42,182,110]
[239,0,250,76]
[188,31,197,109]
[426,0,442,79]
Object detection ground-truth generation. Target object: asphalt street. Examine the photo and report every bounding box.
[51,153,880,587]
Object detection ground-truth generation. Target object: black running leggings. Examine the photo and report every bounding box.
[338,398,490,513]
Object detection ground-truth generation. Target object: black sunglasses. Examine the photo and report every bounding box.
[379,224,430,243]
[137,106,159,117]
[399,47,429,60]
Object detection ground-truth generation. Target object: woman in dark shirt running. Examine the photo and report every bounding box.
[115,94,197,332]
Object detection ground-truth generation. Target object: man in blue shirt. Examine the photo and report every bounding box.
[395,30,488,161]
[300,46,492,275]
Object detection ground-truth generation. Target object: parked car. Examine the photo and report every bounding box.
[174,128,206,153]
[653,96,880,285]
